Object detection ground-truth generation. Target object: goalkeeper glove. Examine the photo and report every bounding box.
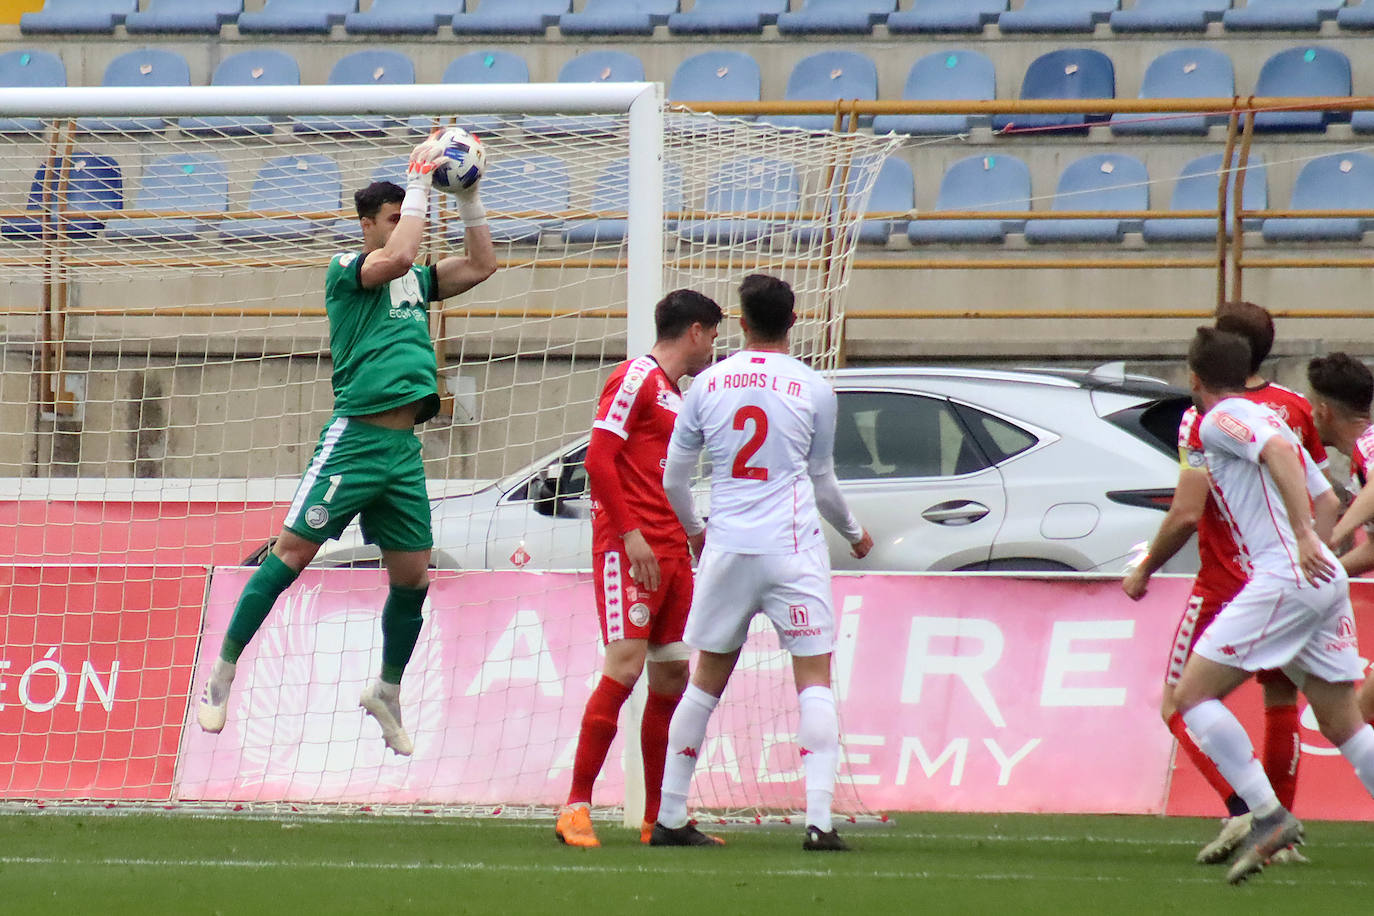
[453,176,487,229]
[402,145,438,220]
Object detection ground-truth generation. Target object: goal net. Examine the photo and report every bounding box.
[0,84,900,821]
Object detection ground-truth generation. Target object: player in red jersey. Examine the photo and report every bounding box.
[1123,302,1338,865]
[555,289,723,849]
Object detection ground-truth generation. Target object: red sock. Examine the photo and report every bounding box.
[567,675,633,806]
[640,688,683,824]
[1263,703,1301,811]
[1168,710,1238,809]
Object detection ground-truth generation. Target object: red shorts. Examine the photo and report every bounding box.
[1165,587,1292,687]
[593,549,693,646]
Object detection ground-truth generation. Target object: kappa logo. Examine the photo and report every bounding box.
[799,747,813,757]
[1216,413,1254,444]
[789,604,809,627]
[1220,644,1238,656]
[678,746,698,758]
[304,505,329,529]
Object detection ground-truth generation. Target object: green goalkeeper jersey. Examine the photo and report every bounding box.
[324,251,441,424]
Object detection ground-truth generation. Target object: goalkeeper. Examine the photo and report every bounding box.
[197,135,497,756]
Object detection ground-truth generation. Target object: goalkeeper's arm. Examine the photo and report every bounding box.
[360,144,436,289]
[434,181,497,300]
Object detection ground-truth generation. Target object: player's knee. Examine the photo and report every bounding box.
[647,658,689,696]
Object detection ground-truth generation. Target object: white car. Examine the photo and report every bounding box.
[287,364,1196,574]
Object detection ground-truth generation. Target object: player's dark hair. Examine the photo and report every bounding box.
[1308,352,1374,415]
[1215,300,1274,375]
[654,289,723,341]
[738,273,795,342]
[1188,326,1252,393]
[354,181,405,221]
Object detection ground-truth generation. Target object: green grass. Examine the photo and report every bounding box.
[0,811,1367,915]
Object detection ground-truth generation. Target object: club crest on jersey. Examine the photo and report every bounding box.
[1217,413,1254,444]
[304,505,329,529]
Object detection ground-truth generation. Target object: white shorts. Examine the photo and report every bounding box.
[684,543,834,656]
[1193,573,1364,684]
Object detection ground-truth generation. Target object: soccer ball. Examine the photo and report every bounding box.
[429,127,486,195]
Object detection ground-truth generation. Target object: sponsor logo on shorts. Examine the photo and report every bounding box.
[304,505,329,529]
[789,604,809,627]
[628,602,650,628]
[783,627,822,638]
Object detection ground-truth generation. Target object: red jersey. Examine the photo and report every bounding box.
[589,355,689,558]
[1351,424,1374,491]
[1179,382,1329,602]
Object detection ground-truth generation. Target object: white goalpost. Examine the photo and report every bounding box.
[0,82,900,823]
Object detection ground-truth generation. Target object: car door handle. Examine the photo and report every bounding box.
[922,500,990,525]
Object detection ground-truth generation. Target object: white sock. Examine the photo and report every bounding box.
[1184,699,1281,818]
[798,685,838,832]
[658,683,717,829]
[1338,724,1374,797]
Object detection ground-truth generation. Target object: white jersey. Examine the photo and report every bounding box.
[668,350,842,555]
[1199,396,1339,588]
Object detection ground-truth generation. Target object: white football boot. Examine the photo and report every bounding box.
[360,679,414,757]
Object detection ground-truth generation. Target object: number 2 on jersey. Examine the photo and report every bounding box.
[731,406,770,481]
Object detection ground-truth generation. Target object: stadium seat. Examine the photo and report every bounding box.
[0,50,65,133]
[448,155,570,245]
[1252,47,1350,132]
[907,154,1030,243]
[668,51,761,106]
[1142,153,1266,243]
[1262,152,1374,242]
[106,153,228,242]
[886,0,1007,33]
[344,0,463,34]
[557,0,678,35]
[237,0,355,33]
[795,157,915,246]
[125,0,242,34]
[217,154,339,243]
[524,52,645,135]
[293,50,415,136]
[1224,0,1344,30]
[991,49,1114,134]
[767,51,879,131]
[78,50,191,134]
[451,0,568,34]
[2,153,122,241]
[775,0,897,34]
[1024,153,1148,243]
[1109,47,1233,136]
[1337,2,1374,27]
[997,0,1120,33]
[873,50,994,136]
[1109,0,1230,32]
[564,158,686,243]
[20,0,135,33]
[678,157,799,245]
[179,50,300,137]
[667,0,786,34]
[407,51,529,134]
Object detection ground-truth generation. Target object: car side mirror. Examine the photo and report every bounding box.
[528,471,560,517]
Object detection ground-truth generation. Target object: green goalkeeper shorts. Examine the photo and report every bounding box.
[283,416,433,552]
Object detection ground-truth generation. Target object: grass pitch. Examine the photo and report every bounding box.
[1,811,1367,915]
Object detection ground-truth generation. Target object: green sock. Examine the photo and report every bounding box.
[221,552,300,663]
[380,583,428,685]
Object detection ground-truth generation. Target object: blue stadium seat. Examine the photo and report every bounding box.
[668,51,761,106]
[1224,0,1344,30]
[237,0,355,33]
[667,0,786,33]
[448,155,570,245]
[1252,47,1350,132]
[1109,0,1230,32]
[294,50,414,136]
[217,154,339,243]
[78,50,191,133]
[407,51,529,134]
[558,0,678,35]
[179,50,300,137]
[125,0,242,33]
[886,0,1007,33]
[0,50,65,133]
[908,154,1030,243]
[873,50,994,136]
[795,157,915,246]
[678,157,799,245]
[2,154,122,241]
[1142,153,1266,243]
[1262,153,1374,242]
[1025,153,1148,243]
[767,51,879,131]
[775,0,896,33]
[1337,3,1374,27]
[106,154,228,242]
[1110,47,1233,136]
[991,49,1114,134]
[344,0,463,34]
[998,0,1119,33]
[20,0,135,33]
[451,0,568,34]
[524,52,645,135]
[564,158,686,243]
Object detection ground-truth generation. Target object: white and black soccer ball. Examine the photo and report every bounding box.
[429,127,486,194]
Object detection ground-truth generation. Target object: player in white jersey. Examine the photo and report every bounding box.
[1173,327,1374,886]
[653,274,873,851]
